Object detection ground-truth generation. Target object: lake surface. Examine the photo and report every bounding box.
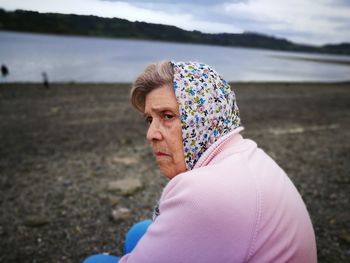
[1,31,349,83]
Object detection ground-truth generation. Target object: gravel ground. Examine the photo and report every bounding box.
[0,82,349,262]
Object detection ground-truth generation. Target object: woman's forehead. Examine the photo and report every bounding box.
[144,85,178,113]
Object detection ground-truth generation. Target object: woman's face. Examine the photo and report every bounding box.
[144,84,187,179]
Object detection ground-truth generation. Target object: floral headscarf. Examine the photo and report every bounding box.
[171,61,241,170]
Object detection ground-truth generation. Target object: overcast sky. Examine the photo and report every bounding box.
[1,0,349,45]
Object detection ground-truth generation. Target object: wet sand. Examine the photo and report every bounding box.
[0,82,349,262]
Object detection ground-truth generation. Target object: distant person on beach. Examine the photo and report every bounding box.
[84,61,317,263]
[1,64,9,78]
[42,72,50,89]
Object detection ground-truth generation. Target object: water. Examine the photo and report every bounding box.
[1,31,349,83]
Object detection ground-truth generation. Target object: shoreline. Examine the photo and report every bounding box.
[272,55,350,66]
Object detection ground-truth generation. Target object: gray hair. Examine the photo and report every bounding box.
[130,61,174,112]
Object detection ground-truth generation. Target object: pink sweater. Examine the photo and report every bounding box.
[120,128,317,262]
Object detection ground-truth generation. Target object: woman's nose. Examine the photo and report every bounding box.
[146,119,162,141]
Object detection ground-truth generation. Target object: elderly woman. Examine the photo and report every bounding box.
[85,61,317,263]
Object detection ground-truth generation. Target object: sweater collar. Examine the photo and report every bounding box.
[194,127,244,169]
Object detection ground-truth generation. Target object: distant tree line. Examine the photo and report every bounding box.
[0,9,349,55]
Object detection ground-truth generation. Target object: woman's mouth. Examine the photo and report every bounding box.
[155,151,171,157]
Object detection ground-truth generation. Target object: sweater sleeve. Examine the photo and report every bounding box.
[119,167,258,263]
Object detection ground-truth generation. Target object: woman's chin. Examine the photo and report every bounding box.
[158,165,176,179]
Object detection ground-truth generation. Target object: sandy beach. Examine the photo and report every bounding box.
[0,82,349,262]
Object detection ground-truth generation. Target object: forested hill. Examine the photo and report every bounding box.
[1,9,349,55]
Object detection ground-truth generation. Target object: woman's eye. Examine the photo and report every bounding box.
[146,117,152,125]
[163,114,174,120]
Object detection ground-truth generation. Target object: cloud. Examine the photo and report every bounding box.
[0,0,243,33]
[100,0,247,5]
[222,0,350,44]
[92,0,350,44]
[0,0,349,45]
[333,0,350,7]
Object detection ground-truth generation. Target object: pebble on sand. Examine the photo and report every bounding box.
[23,216,50,227]
[107,178,143,196]
[111,207,132,223]
[111,156,138,165]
